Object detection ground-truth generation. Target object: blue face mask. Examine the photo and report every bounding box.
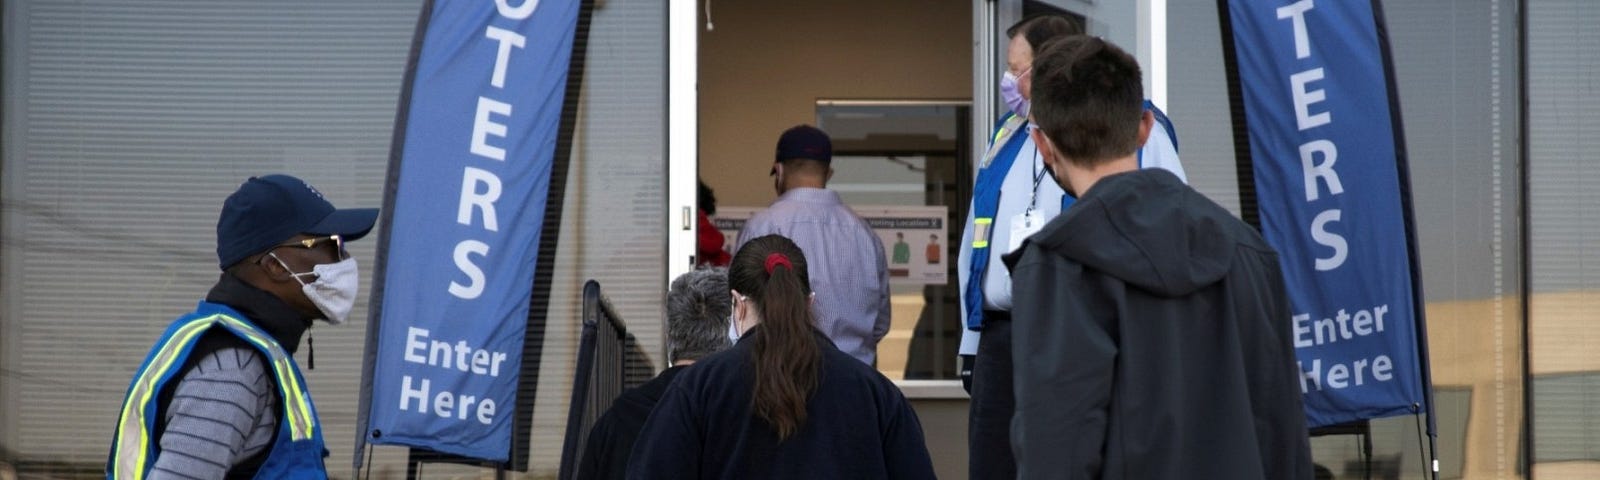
[1001,69,1030,116]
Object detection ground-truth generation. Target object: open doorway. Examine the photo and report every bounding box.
[693,0,974,382]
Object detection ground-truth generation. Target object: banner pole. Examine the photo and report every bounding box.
[1368,1,1439,478]
[1213,0,1258,232]
[509,0,596,471]
[356,0,436,473]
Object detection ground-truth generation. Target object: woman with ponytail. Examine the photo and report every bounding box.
[627,235,934,479]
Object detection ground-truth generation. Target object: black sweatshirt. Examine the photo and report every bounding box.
[626,328,936,479]
[1004,168,1313,479]
[578,366,688,480]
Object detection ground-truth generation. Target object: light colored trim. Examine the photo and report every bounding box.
[815,99,972,108]
[972,0,997,178]
[895,379,969,399]
[828,183,930,193]
[666,0,699,364]
[1149,0,1168,110]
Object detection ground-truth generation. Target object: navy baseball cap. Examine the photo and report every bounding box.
[216,174,379,269]
[773,125,832,174]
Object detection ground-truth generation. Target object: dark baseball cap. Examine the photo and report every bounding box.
[772,125,832,174]
[215,174,379,269]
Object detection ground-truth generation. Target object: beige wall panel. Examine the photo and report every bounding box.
[1530,291,1600,375]
[1423,298,1527,479]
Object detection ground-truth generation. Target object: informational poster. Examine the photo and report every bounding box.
[714,205,948,285]
[710,207,753,263]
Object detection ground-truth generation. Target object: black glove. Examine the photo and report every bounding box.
[959,354,975,394]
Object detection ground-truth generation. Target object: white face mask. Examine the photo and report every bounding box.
[273,254,360,325]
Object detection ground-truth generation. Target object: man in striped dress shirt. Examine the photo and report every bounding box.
[108,174,377,479]
[735,125,892,366]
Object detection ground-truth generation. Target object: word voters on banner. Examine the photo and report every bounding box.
[358,0,581,462]
[714,206,948,285]
[1222,0,1432,428]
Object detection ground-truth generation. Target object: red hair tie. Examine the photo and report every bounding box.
[764,253,792,275]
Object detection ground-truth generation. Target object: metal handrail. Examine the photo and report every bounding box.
[557,280,653,480]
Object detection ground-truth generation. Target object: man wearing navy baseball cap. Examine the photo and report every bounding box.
[109,174,377,479]
[734,125,891,367]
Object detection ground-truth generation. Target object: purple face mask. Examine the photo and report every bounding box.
[1001,69,1030,116]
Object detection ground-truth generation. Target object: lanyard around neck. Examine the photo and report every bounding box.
[1029,148,1046,211]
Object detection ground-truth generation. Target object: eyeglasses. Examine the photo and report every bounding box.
[270,234,347,260]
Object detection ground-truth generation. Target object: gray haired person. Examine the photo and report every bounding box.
[665,268,734,364]
[577,268,732,480]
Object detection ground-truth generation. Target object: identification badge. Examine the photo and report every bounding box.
[1008,209,1046,253]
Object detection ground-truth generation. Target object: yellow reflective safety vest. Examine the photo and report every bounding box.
[107,301,327,479]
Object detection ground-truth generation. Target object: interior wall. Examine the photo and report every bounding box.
[698,0,972,209]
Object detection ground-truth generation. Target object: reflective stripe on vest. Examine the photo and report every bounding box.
[981,114,1029,169]
[971,217,993,248]
[111,314,316,480]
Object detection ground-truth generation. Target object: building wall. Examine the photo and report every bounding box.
[5,0,1600,478]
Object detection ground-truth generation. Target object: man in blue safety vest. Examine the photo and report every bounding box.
[957,15,1187,479]
[107,174,377,479]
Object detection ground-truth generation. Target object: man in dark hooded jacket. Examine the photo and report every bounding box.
[1005,35,1313,479]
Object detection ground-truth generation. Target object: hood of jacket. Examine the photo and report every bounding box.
[1008,168,1248,297]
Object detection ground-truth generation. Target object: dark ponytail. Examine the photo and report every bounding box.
[729,235,820,441]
